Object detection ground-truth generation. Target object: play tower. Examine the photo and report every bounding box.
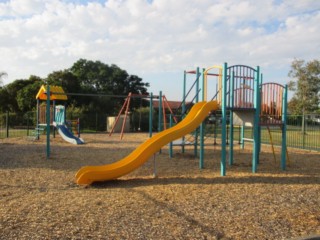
[180,63,288,175]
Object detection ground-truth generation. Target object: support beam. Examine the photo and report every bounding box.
[281,85,288,170]
[221,62,228,176]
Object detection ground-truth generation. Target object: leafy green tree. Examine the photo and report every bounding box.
[288,59,320,134]
[287,97,299,115]
[69,59,149,114]
[0,71,7,86]
[46,70,82,107]
[46,70,81,93]
[0,59,150,117]
[16,76,43,112]
[4,79,32,112]
[0,87,10,113]
[1,75,43,113]
[288,59,320,115]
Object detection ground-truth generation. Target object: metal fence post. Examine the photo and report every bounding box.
[6,111,9,138]
[96,112,98,133]
[27,112,30,136]
[302,114,306,149]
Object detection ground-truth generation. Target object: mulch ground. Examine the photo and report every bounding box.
[0,133,319,240]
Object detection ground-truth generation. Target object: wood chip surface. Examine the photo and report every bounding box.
[0,133,319,240]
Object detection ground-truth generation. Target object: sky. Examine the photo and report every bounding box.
[0,0,319,101]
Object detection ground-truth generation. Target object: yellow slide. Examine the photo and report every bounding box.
[75,101,219,185]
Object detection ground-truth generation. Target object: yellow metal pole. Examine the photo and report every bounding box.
[203,65,222,103]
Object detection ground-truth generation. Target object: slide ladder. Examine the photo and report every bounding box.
[27,125,46,141]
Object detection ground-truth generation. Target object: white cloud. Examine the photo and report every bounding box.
[0,0,319,100]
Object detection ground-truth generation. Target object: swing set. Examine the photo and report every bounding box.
[109,92,179,140]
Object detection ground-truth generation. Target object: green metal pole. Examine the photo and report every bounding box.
[196,67,200,103]
[213,117,217,145]
[158,91,162,154]
[257,125,261,165]
[36,99,40,140]
[27,112,30,137]
[258,74,263,155]
[182,71,186,153]
[221,63,227,176]
[302,114,306,148]
[199,121,205,169]
[53,100,56,138]
[199,68,205,169]
[158,91,162,132]
[77,118,80,138]
[169,114,173,158]
[229,71,234,165]
[46,85,51,159]
[281,85,288,170]
[241,124,245,149]
[6,111,9,138]
[257,69,262,163]
[149,92,153,138]
[252,66,260,173]
[95,112,98,133]
[194,67,200,157]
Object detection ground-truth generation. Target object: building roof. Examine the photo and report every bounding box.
[36,85,68,101]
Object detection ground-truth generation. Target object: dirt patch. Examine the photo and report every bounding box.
[0,133,319,239]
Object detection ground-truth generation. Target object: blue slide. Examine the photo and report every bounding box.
[54,123,84,145]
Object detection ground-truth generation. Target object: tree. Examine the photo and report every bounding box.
[0,71,7,86]
[46,70,81,107]
[16,76,43,112]
[4,79,31,112]
[288,59,320,115]
[1,75,43,113]
[0,72,9,112]
[288,59,320,134]
[0,87,10,113]
[46,70,81,93]
[69,59,149,114]
[0,59,150,116]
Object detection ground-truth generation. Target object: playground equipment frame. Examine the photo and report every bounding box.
[175,62,288,176]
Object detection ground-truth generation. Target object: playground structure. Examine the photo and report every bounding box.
[108,92,157,139]
[109,92,181,139]
[53,105,84,145]
[35,85,84,151]
[176,63,288,175]
[75,62,288,185]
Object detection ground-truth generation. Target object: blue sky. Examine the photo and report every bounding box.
[0,0,319,101]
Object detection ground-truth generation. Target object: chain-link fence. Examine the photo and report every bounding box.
[0,110,157,137]
[285,115,320,150]
[0,111,37,138]
[1,111,320,151]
